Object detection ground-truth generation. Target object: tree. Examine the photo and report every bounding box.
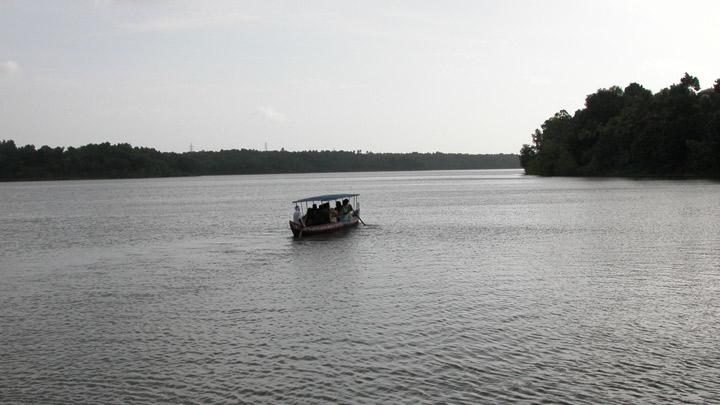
[623,83,652,101]
[584,86,624,125]
[0,140,20,179]
[521,74,720,178]
[0,140,521,181]
[519,144,536,172]
[680,72,700,92]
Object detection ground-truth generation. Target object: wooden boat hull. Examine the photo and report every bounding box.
[289,217,360,238]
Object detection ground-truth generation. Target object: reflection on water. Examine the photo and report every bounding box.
[2,170,720,403]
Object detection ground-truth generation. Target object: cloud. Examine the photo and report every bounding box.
[0,60,20,74]
[122,13,259,33]
[259,106,286,122]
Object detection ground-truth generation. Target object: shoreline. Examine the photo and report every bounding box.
[0,167,523,183]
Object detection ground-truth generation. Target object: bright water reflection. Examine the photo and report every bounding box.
[1,169,720,403]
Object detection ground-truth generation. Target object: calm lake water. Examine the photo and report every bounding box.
[2,169,720,403]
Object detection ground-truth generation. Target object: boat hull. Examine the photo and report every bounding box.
[289,218,360,238]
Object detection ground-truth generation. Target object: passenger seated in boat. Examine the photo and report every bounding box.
[336,201,348,222]
[318,202,331,224]
[342,199,353,215]
[330,201,342,222]
[305,204,318,225]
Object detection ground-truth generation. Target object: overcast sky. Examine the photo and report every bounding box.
[1,1,719,153]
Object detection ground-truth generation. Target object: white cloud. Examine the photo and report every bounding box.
[0,60,20,74]
[259,106,286,122]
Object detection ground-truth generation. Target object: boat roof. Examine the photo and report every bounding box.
[292,193,359,203]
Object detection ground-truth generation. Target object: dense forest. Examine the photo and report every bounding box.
[0,140,519,181]
[520,74,720,178]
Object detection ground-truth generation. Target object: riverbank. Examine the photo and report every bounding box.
[0,139,520,181]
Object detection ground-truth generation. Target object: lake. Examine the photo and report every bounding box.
[1,169,719,403]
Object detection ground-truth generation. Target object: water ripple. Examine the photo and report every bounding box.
[2,172,720,403]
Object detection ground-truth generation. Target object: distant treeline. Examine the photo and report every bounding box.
[520,73,720,178]
[0,140,519,181]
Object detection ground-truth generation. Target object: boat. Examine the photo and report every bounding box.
[289,193,362,238]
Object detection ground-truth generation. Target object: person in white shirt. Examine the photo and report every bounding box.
[293,205,303,224]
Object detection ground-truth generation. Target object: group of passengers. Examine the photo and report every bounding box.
[293,199,354,226]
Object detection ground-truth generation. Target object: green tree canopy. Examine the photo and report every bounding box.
[520,73,720,178]
[0,140,520,181]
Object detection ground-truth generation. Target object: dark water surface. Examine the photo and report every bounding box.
[2,169,720,403]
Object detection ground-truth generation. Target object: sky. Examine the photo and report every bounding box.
[1,1,719,154]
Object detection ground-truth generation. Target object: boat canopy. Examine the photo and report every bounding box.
[292,193,359,203]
